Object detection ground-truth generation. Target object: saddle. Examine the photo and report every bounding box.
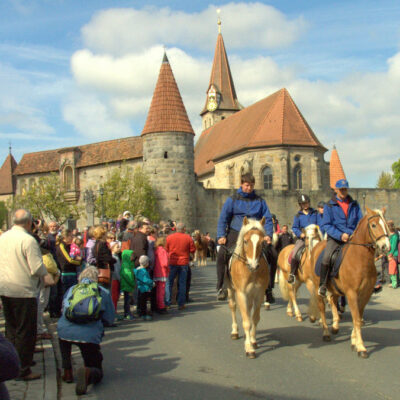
[315,245,344,279]
[288,245,305,265]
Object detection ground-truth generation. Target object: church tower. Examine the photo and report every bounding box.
[200,15,242,130]
[142,52,196,230]
[329,145,346,189]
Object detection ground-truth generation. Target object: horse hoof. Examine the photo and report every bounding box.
[231,333,239,340]
[296,316,303,322]
[287,312,293,317]
[309,316,316,323]
[265,304,270,310]
[331,327,339,335]
[358,351,368,359]
[251,342,258,349]
[338,314,343,321]
[246,352,256,359]
[323,335,331,342]
[351,345,356,352]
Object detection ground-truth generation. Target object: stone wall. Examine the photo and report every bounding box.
[195,184,400,237]
[143,131,196,231]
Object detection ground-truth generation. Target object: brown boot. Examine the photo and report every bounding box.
[62,368,73,383]
[75,367,90,395]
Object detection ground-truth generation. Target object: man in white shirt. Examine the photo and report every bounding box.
[0,209,53,381]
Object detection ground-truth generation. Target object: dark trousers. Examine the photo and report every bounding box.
[61,274,78,299]
[320,237,342,286]
[264,244,278,290]
[216,230,239,290]
[138,291,152,316]
[1,296,37,376]
[49,279,63,317]
[123,292,131,316]
[186,266,192,301]
[59,339,103,384]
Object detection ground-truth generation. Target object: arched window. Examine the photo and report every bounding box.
[64,166,74,190]
[262,166,273,190]
[293,165,302,190]
[20,179,26,195]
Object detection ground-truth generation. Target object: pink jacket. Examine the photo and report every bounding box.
[154,246,170,280]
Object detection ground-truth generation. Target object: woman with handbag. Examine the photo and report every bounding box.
[92,225,115,289]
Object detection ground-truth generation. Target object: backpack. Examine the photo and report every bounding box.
[65,282,103,324]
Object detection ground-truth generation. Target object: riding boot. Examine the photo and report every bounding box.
[288,258,298,284]
[318,263,329,297]
[266,288,275,304]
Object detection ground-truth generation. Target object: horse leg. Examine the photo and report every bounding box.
[317,295,330,341]
[286,300,294,317]
[228,288,239,340]
[347,291,368,358]
[328,294,340,334]
[237,292,255,358]
[292,281,303,322]
[305,279,318,323]
[250,290,264,349]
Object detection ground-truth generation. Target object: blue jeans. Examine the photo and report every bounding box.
[166,265,188,307]
[61,274,78,299]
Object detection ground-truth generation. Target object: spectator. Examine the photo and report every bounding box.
[0,333,20,399]
[134,255,154,320]
[154,236,169,314]
[119,211,131,233]
[57,266,115,395]
[387,220,399,288]
[110,242,122,311]
[93,226,116,290]
[48,220,62,318]
[165,222,196,310]
[121,221,137,246]
[276,225,295,253]
[119,250,136,320]
[0,209,54,380]
[85,227,97,266]
[56,229,81,297]
[130,221,150,267]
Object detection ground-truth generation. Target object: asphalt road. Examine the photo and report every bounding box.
[92,263,400,400]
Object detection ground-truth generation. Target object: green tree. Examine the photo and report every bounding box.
[376,171,394,189]
[0,201,8,228]
[95,165,159,221]
[8,173,81,225]
[391,159,400,189]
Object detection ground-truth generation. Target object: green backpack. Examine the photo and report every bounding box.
[66,282,103,324]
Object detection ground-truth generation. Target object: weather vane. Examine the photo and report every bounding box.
[217,8,221,33]
[9,141,12,154]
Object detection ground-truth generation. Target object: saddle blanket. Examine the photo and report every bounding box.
[288,246,305,265]
[315,246,344,278]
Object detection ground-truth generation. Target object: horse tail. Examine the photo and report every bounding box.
[279,268,290,301]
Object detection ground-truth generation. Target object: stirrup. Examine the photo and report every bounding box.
[287,274,295,284]
[318,285,327,298]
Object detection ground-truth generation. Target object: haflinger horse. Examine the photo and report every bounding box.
[305,207,390,358]
[277,224,323,322]
[193,230,208,266]
[227,217,269,359]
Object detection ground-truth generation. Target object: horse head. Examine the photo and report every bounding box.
[365,207,390,254]
[236,216,266,271]
[304,224,323,256]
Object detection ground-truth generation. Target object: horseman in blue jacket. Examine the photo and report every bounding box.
[288,194,318,284]
[319,179,363,297]
[216,173,274,300]
[317,201,326,236]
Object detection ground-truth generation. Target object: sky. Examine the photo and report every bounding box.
[1,0,400,187]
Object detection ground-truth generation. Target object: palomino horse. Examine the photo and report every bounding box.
[193,230,208,266]
[227,217,269,359]
[277,224,323,322]
[305,207,390,358]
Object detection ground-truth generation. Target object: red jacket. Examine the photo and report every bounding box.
[166,232,196,266]
[154,246,170,279]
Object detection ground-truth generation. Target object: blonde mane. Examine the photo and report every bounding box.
[234,219,266,255]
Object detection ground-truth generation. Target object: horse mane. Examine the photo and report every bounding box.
[304,224,323,255]
[234,219,266,255]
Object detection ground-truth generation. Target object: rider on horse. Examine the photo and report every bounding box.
[216,173,274,300]
[287,194,318,284]
[318,179,363,297]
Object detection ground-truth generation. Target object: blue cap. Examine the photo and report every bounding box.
[335,179,349,189]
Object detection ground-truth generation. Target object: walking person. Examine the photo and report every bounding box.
[0,209,54,380]
[216,173,273,300]
[165,222,196,310]
[387,220,399,288]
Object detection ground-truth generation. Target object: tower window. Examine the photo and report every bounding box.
[164,151,168,159]
[262,166,273,190]
[293,165,302,190]
[64,166,74,190]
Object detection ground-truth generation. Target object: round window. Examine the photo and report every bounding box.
[294,155,301,162]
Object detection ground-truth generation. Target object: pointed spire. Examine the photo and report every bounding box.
[162,47,168,63]
[330,146,346,189]
[0,152,17,195]
[142,52,194,135]
[200,28,241,116]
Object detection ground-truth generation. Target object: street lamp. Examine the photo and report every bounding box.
[362,192,366,213]
[99,187,105,222]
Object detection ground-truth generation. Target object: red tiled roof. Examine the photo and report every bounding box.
[0,154,17,194]
[195,88,326,177]
[14,137,143,176]
[329,146,346,189]
[142,53,194,135]
[200,33,242,115]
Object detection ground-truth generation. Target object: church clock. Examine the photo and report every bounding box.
[206,85,220,112]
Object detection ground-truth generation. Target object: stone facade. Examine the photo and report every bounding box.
[143,131,196,231]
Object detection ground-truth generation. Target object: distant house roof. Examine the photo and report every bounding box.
[195,88,327,177]
[142,53,194,136]
[329,145,346,188]
[200,32,242,115]
[14,137,143,176]
[0,154,17,195]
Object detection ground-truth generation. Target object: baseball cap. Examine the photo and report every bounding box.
[335,179,349,189]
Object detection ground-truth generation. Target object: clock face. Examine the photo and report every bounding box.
[207,98,218,112]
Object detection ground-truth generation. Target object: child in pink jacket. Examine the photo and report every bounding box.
[154,237,170,314]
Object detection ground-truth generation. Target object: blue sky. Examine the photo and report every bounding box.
[1,0,400,187]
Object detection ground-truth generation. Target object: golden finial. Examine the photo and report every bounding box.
[217,8,221,34]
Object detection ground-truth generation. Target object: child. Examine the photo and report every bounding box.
[134,255,154,321]
[120,249,136,320]
[110,242,122,310]
[153,237,169,314]
[70,236,83,261]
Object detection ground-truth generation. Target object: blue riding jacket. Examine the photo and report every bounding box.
[321,196,363,242]
[292,208,318,238]
[217,188,273,239]
[317,213,326,235]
